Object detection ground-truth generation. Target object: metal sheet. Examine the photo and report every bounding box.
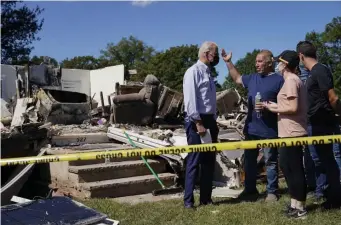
[1,196,107,225]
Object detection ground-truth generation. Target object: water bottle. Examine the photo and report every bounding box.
[255,92,262,118]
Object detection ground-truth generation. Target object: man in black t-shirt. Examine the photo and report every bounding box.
[297,41,341,209]
[306,63,337,124]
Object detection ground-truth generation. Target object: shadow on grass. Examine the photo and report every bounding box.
[277,187,289,195]
[214,197,258,205]
[214,187,289,205]
[306,204,321,212]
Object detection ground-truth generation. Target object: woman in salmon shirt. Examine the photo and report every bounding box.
[263,50,308,219]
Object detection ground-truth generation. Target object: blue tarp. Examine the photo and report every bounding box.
[1,196,107,225]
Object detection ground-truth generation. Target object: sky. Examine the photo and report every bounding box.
[26,0,341,84]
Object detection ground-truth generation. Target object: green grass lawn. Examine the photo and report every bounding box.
[83,183,341,225]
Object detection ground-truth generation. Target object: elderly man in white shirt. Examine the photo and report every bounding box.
[183,41,220,209]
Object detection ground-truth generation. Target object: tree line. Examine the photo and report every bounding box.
[1,1,340,94]
[222,17,341,97]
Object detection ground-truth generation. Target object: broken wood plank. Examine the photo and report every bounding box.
[10,98,33,128]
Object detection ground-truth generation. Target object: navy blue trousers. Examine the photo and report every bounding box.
[305,124,341,202]
[184,114,219,207]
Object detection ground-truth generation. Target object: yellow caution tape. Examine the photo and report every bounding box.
[1,135,341,167]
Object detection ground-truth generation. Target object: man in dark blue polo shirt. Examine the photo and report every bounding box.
[222,49,284,201]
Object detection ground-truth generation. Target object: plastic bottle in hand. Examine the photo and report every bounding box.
[255,92,262,118]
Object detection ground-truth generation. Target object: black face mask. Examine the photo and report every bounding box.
[210,56,219,67]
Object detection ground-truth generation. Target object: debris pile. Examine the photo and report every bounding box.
[1,62,252,203]
[49,124,109,136]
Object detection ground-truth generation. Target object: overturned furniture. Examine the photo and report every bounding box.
[157,86,184,122]
[216,88,242,117]
[216,88,247,138]
[112,76,184,125]
[115,82,144,95]
[36,88,90,125]
[110,75,162,125]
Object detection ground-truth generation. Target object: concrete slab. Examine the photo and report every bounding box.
[50,124,108,135]
[68,159,166,182]
[45,143,132,154]
[50,161,70,183]
[211,187,243,198]
[51,132,110,146]
[80,173,176,198]
[112,187,242,205]
[113,193,183,205]
[45,143,137,166]
[63,143,130,150]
